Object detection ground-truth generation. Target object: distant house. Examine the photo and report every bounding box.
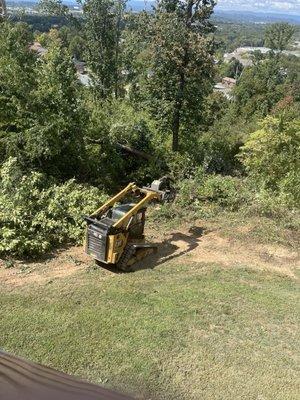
[74,60,86,74]
[29,42,47,57]
[222,77,236,88]
[73,60,93,87]
[224,46,300,68]
[214,82,234,100]
[214,77,236,100]
[224,47,272,67]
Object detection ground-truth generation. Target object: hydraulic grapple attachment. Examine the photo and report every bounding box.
[144,176,176,203]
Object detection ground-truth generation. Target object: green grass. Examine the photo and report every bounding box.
[1,263,299,400]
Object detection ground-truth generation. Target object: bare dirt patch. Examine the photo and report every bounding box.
[0,246,113,289]
[134,223,300,277]
[1,222,299,288]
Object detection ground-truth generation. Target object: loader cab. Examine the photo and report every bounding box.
[108,203,146,239]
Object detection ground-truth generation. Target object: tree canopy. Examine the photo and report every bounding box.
[265,22,295,52]
[0,12,299,256]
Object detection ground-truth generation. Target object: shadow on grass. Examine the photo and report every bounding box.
[132,226,206,272]
[96,226,206,274]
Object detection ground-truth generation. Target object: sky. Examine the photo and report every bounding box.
[216,0,300,13]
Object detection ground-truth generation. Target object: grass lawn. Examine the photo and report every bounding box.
[1,259,299,399]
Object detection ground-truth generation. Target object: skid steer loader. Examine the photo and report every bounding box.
[84,177,175,271]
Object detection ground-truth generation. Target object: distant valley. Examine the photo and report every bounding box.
[6,0,300,24]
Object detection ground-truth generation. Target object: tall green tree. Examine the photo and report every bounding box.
[144,0,216,151]
[0,22,35,163]
[38,0,69,16]
[234,56,286,118]
[265,23,295,52]
[26,38,86,178]
[0,22,85,178]
[121,12,151,102]
[38,0,127,98]
[82,0,126,98]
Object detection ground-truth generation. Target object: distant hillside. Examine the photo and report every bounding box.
[7,0,300,24]
[214,10,300,24]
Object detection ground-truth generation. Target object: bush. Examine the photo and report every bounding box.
[165,152,196,180]
[240,115,300,207]
[0,158,107,257]
[195,131,242,175]
[248,190,297,219]
[198,175,247,208]
[177,168,253,211]
[159,170,298,225]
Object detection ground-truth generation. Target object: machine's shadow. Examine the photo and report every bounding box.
[133,226,205,271]
[98,226,205,273]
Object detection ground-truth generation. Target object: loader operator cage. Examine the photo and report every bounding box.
[107,203,146,239]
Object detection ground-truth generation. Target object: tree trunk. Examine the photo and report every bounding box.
[86,138,153,161]
[172,71,185,152]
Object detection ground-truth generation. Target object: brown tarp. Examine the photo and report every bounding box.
[0,351,134,400]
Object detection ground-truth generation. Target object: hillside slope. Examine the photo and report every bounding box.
[1,217,299,399]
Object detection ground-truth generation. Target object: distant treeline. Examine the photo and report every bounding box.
[10,14,266,51]
[213,10,300,25]
[11,14,73,31]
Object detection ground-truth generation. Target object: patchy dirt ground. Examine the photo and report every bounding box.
[139,224,299,277]
[1,221,299,288]
[0,247,101,288]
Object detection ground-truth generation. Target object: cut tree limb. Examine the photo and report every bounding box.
[86,138,153,161]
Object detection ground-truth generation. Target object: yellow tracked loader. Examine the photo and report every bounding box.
[84,177,175,271]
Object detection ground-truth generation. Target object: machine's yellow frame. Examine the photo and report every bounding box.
[90,183,161,228]
[87,183,162,265]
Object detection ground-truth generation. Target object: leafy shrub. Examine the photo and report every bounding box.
[177,168,253,211]
[247,190,296,219]
[195,131,242,175]
[165,152,196,180]
[149,203,185,223]
[198,175,248,209]
[0,158,107,257]
[240,115,300,207]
